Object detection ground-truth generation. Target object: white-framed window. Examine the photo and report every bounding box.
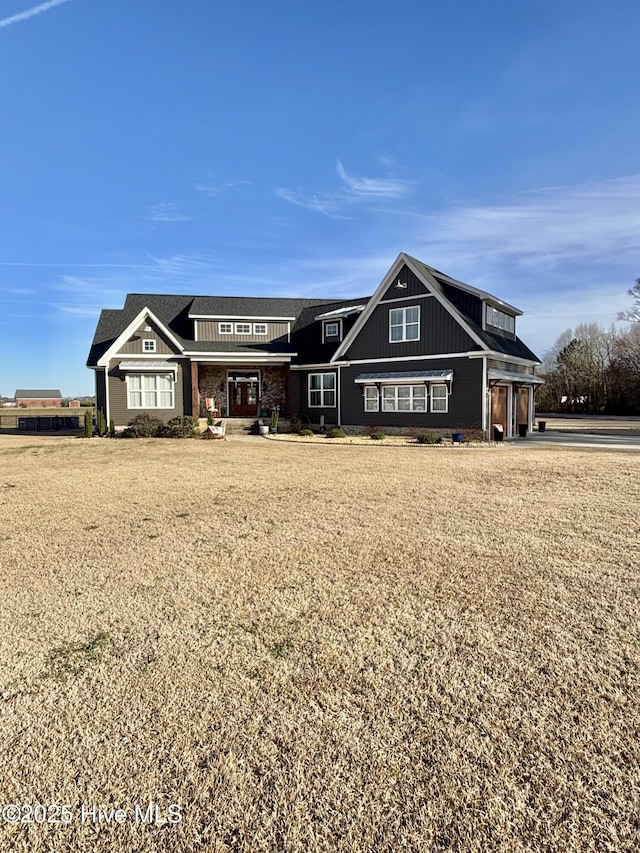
[381,385,426,412]
[486,305,515,334]
[431,384,448,413]
[308,373,336,407]
[235,323,251,334]
[143,339,156,352]
[323,320,341,342]
[364,386,379,412]
[389,306,420,342]
[219,322,233,334]
[127,374,174,409]
[253,323,268,335]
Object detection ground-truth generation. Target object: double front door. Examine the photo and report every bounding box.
[228,377,258,416]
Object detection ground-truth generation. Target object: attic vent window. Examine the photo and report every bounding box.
[143,339,156,352]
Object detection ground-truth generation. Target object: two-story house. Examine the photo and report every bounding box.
[87,253,542,437]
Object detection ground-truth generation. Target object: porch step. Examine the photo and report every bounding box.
[223,418,258,435]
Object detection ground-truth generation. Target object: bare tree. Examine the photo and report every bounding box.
[617,278,640,324]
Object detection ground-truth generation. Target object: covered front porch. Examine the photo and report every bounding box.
[487,369,545,439]
[190,362,290,420]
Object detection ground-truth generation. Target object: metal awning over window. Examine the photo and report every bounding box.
[354,370,453,384]
[315,305,366,320]
[118,361,178,373]
[488,369,544,385]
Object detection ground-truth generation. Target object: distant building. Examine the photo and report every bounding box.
[14,389,63,408]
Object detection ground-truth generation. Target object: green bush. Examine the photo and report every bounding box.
[416,432,438,444]
[97,409,107,436]
[109,418,115,437]
[370,432,386,441]
[298,428,314,437]
[162,415,199,438]
[326,427,346,439]
[124,413,164,438]
[84,409,93,438]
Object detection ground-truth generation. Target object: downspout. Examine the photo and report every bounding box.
[337,366,341,427]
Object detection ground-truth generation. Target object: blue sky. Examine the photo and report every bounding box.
[1,0,639,395]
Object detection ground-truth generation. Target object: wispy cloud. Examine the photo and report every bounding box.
[274,188,351,220]
[146,202,193,222]
[336,160,411,200]
[0,0,74,30]
[276,158,413,219]
[416,174,640,275]
[195,180,251,197]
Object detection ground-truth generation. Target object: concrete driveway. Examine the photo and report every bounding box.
[512,431,640,449]
[503,414,640,449]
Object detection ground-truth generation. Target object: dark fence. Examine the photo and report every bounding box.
[0,414,83,432]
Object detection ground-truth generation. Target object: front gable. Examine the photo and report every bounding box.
[116,318,182,356]
[334,254,485,363]
[96,307,185,367]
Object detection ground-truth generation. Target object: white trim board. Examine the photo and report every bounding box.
[331,252,487,363]
[189,314,295,321]
[97,307,184,367]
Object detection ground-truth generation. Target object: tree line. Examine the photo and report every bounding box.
[537,279,640,413]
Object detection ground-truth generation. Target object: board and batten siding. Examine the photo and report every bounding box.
[194,320,289,343]
[340,357,483,428]
[117,321,180,356]
[345,295,475,362]
[295,370,339,426]
[379,264,429,302]
[438,282,483,326]
[108,359,190,426]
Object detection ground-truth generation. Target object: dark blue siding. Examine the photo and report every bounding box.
[339,358,483,428]
[345,295,475,361]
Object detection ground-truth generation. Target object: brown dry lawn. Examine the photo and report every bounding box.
[0,436,638,852]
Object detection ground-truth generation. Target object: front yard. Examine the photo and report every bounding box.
[0,436,638,852]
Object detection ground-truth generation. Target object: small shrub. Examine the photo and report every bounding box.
[370,432,386,441]
[162,415,199,438]
[416,432,438,444]
[97,409,107,436]
[326,427,346,439]
[124,413,164,438]
[109,418,115,437]
[84,409,93,438]
[298,428,314,437]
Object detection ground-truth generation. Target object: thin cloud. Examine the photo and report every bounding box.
[336,159,411,199]
[417,174,640,271]
[274,188,351,220]
[195,181,251,197]
[146,202,193,222]
[0,0,74,30]
[0,262,147,268]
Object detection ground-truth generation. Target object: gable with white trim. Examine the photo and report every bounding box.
[341,262,477,361]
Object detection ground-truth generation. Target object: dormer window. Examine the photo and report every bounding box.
[235,323,251,334]
[486,305,515,334]
[143,339,156,352]
[323,320,341,342]
[219,322,233,334]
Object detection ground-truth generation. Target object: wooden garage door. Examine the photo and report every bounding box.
[491,386,508,433]
[516,387,530,428]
